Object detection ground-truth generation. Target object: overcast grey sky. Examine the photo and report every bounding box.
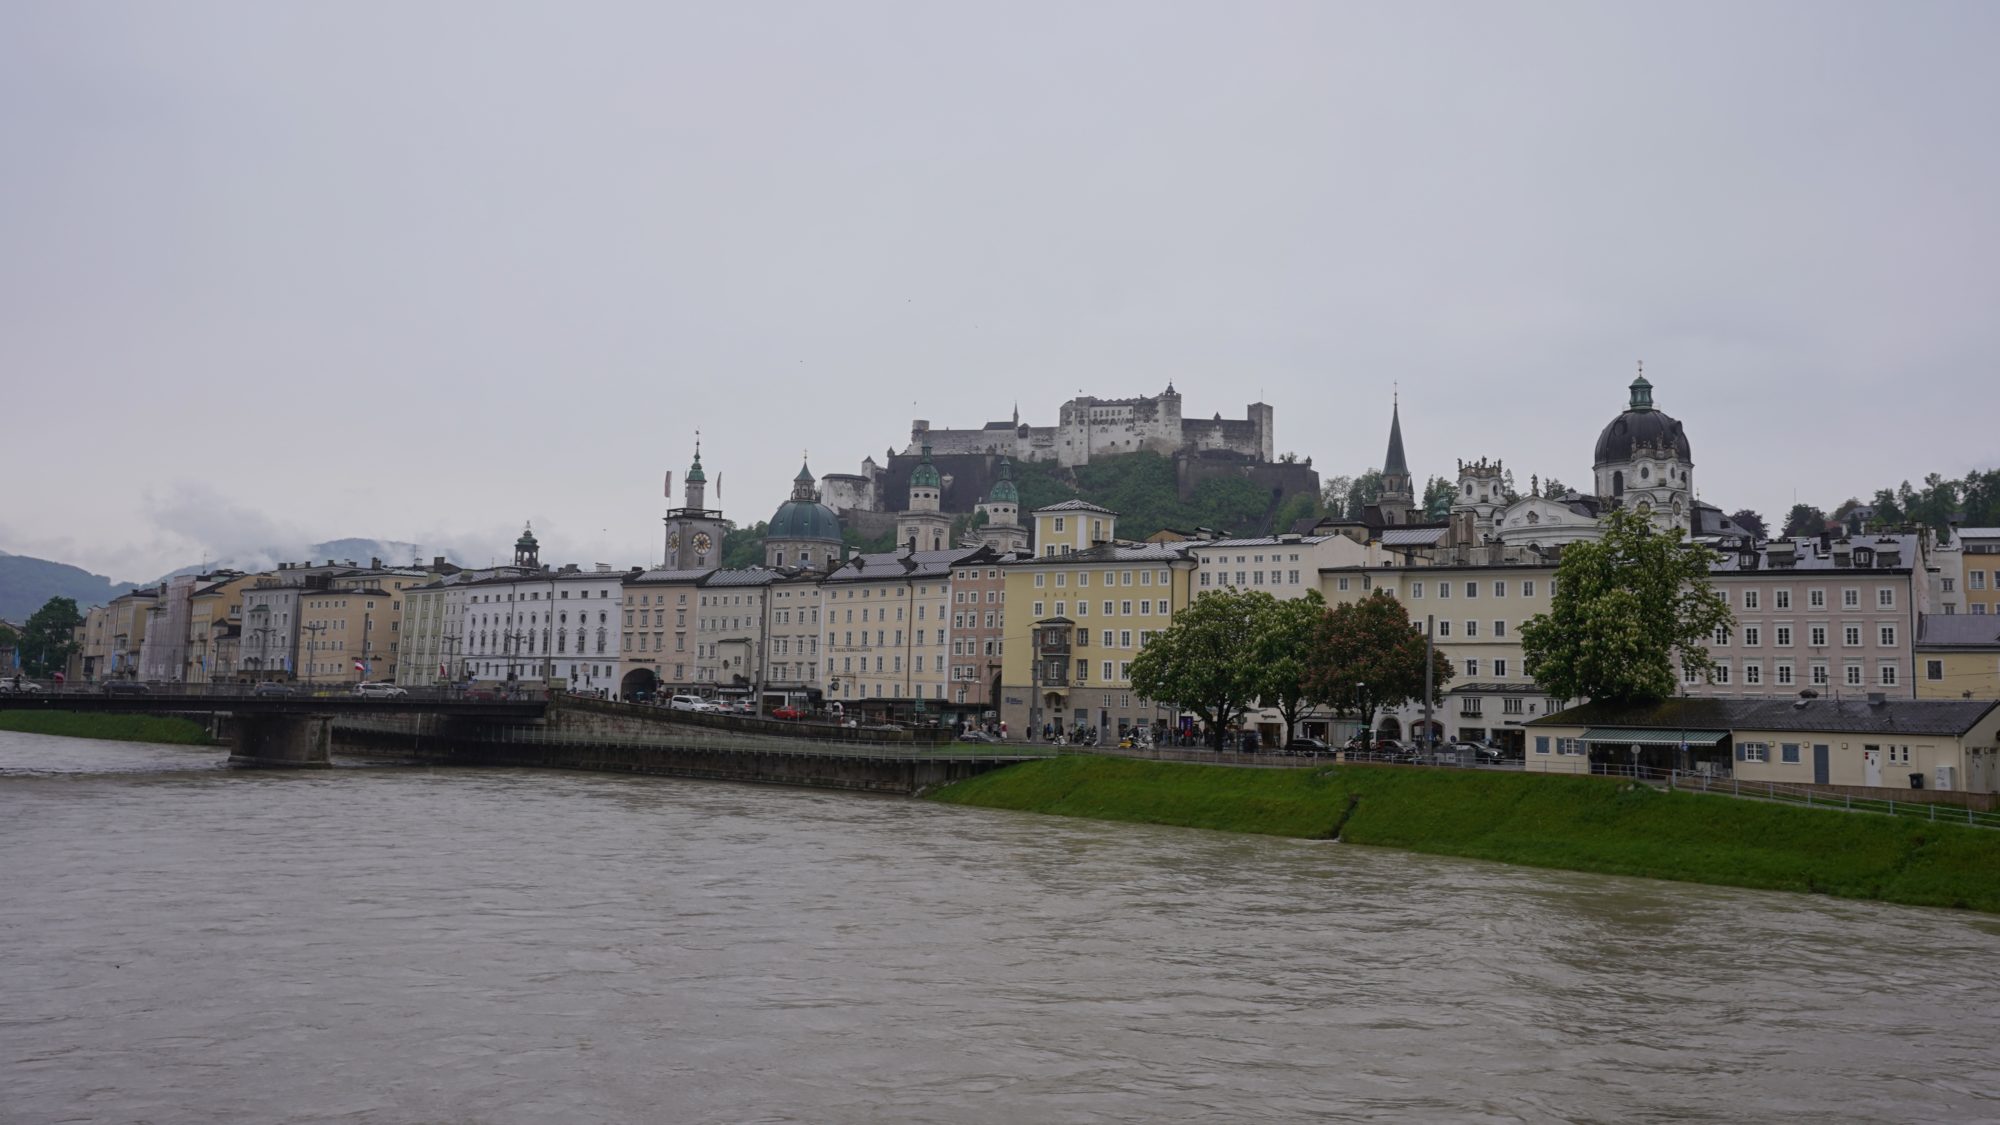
[3,2,1995,582]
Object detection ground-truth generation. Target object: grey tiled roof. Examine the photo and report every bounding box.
[702,569,784,587]
[1031,499,1118,515]
[1381,527,1449,546]
[824,547,984,583]
[1530,696,1997,737]
[1190,535,1336,550]
[1709,534,1918,574]
[625,567,717,584]
[1917,615,2000,646]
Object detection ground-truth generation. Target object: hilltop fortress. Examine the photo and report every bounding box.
[907,384,1273,467]
[818,387,1310,535]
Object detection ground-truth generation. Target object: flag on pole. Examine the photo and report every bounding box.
[663,470,673,499]
[716,473,722,499]
[354,658,367,674]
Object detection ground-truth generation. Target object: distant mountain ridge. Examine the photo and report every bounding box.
[0,539,471,621]
[0,552,142,621]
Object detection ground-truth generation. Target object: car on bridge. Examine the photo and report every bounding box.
[1,678,45,693]
[769,706,804,720]
[667,694,717,713]
[354,682,408,698]
[253,681,297,697]
[102,680,151,695]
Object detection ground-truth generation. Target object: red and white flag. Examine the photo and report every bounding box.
[353,659,367,674]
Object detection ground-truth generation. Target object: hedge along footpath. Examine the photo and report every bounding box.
[929,755,2000,914]
[0,711,214,746]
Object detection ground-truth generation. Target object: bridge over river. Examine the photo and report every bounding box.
[0,688,1043,792]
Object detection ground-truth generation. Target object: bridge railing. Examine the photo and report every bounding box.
[335,716,1055,761]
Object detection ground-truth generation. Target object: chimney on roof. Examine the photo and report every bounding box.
[434,556,446,568]
[1866,691,1887,707]
[370,557,381,569]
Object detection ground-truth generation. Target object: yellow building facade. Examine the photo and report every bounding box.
[1000,504,1196,741]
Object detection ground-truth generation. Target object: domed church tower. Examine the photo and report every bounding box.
[897,443,953,552]
[972,457,1029,553]
[1593,367,1692,533]
[764,460,845,571]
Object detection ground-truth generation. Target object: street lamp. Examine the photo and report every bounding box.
[1355,680,1367,749]
[301,622,327,685]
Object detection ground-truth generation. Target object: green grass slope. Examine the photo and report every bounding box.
[932,756,2000,913]
[0,711,214,745]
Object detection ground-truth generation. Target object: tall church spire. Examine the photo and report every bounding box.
[1383,395,1410,480]
[1378,394,1416,526]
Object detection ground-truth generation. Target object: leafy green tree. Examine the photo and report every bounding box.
[19,596,82,677]
[1249,590,1329,743]
[1320,474,1353,516]
[1520,510,1733,705]
[1271,489,1322,535]
[1780,504,1828,537]
[1344,470,1384,521]
[1728,509,1768,539]
[1302,591,1451,744]
[1422,476,1455,521]
[1129,588,1273,751]
[721,521,770,568]
[1539,475,1569,498]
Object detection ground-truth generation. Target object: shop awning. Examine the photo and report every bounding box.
[1580,728,1729,747]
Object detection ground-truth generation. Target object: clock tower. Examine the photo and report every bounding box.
[662,440,730,570]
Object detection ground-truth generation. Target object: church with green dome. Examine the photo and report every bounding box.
[764,460,845,571]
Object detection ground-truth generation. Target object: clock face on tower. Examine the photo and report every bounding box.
[693,532,712,557]
[667,532,681,553]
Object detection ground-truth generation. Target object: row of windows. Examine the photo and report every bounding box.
[1433,620,1508,639]
[1726,586,1899,610]
[1411,580,1537,599]
[830,655,950,674]
[1200,570,1303,587]
[1686,661,1900,687]
[472,589,615,603]
[1032,600,1164,618]
[1033,569,1171,588]
[1712,624,1900,648]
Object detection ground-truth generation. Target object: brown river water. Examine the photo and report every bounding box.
[3,729,1998,1124]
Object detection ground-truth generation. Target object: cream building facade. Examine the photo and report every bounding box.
[819,547,977,719]
[1526,697,2000,793]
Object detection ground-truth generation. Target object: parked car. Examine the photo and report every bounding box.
[1,678,44,693]
[354,681,407,698]
[770,706,804,720]
[667,694,716,712]
[102,680,151,695]
[253,681,296,697]
[957,730,998,744]
[1285,737,1331,757]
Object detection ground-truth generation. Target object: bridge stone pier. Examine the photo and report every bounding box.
[230,713,334,769]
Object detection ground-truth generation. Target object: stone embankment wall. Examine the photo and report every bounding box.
[330,695,994,794]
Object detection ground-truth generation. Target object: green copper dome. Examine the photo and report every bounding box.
[515,523,538,549]
[768,498,843,542]
[909,443,942,490]
[989,458,1019,503]
[686,447,707,483]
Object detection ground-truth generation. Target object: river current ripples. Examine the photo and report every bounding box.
[3,729,1998,1124]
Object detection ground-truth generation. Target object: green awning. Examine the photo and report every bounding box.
[1580,728,1729,747]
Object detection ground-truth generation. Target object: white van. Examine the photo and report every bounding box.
[668,694,716,713]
